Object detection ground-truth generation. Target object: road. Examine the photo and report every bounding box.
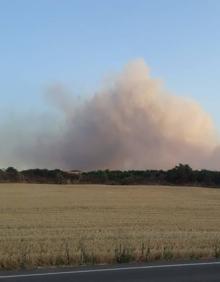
[0,261,220,281]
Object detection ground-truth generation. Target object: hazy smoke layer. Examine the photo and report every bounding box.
[1,60,219,170]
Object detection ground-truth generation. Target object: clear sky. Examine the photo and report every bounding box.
[0,0,220,127]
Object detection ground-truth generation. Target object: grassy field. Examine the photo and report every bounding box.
[0,183,220,269]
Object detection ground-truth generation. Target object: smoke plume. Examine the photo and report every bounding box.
[1,59,219,170]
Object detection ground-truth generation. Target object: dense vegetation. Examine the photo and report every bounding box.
[1,164,220,187]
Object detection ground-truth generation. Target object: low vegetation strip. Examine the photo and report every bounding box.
[0,184,220,269]
[1,164,220,188]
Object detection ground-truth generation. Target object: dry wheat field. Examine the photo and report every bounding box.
[0,183,220,269]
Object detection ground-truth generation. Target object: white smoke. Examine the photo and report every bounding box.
[0,59,219,170]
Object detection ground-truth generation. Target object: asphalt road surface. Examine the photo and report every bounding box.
[0,261,220,282]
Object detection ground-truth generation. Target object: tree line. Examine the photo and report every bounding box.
[1,164,220,188]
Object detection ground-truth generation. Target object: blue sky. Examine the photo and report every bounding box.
[0,0,220,127]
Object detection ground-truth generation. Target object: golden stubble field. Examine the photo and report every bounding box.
[0,183,220,269]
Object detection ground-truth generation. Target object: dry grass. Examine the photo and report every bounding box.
[0,183,220,269]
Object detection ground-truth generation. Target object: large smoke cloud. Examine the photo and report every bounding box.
[1,59,219,170]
